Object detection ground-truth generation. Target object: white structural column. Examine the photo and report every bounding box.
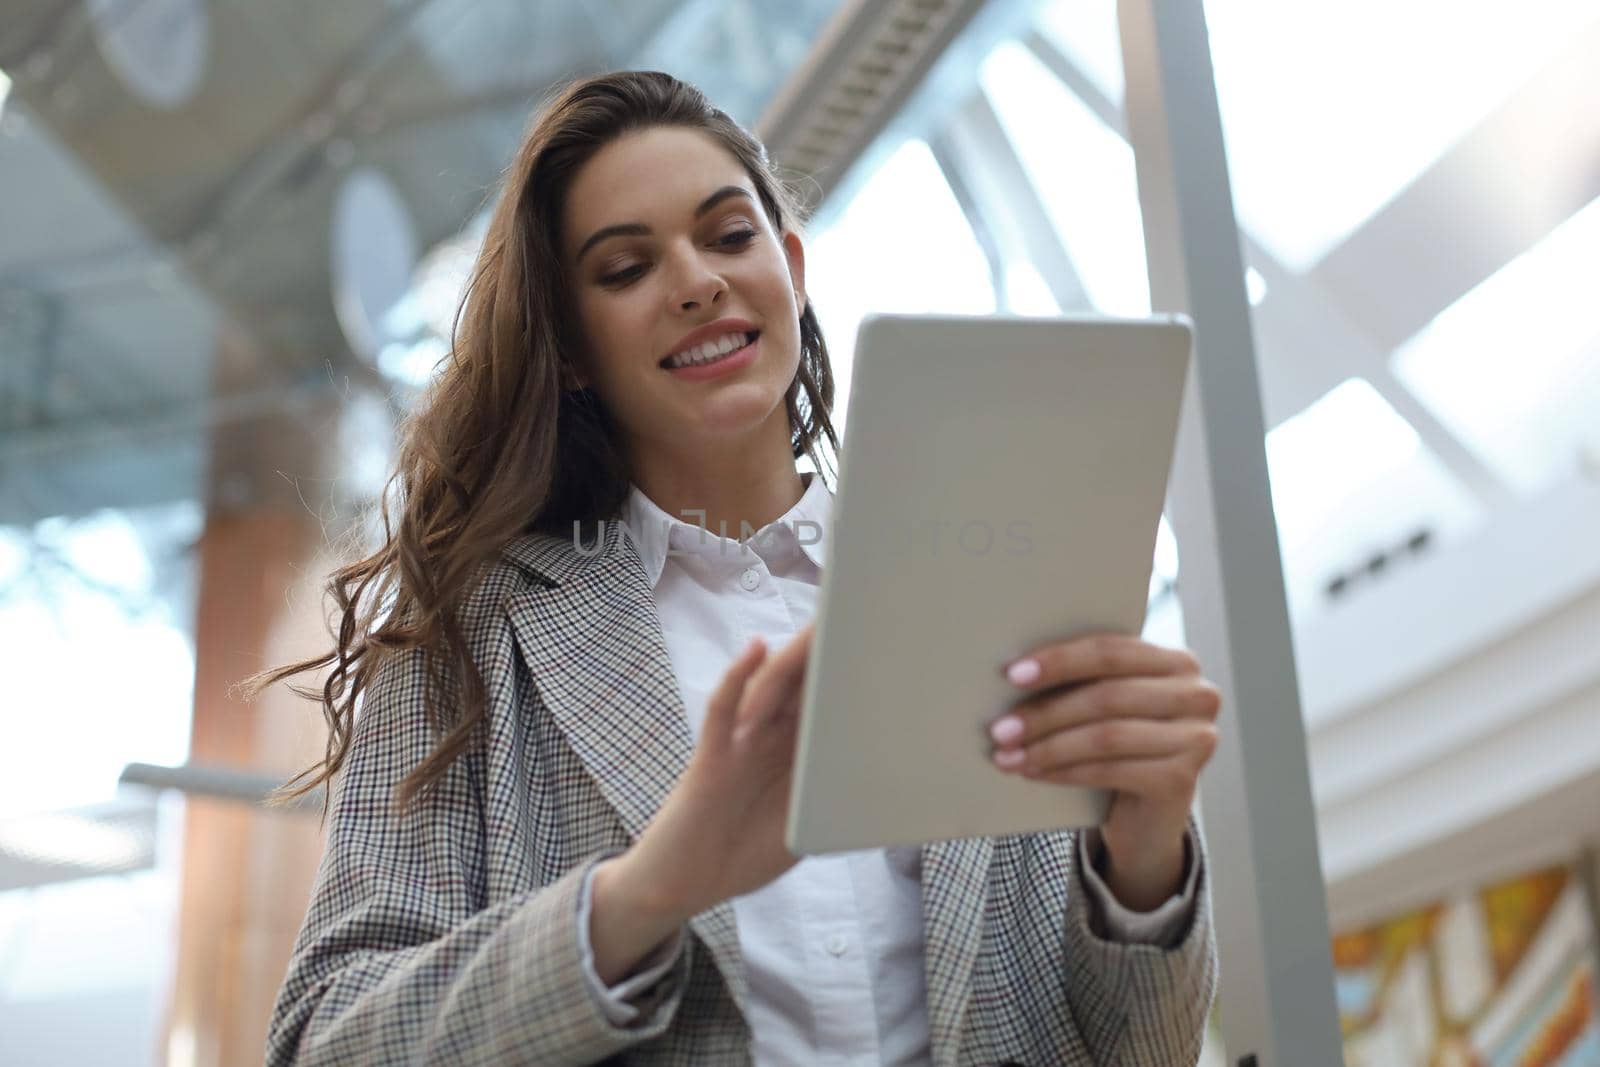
[1116,3,1342,1064]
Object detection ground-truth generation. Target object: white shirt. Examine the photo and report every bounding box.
[575,471,1199,1065]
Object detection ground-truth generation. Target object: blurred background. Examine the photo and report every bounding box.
[2,0,1599,1064]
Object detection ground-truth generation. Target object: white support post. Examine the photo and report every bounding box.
[1116,2,1343,1064]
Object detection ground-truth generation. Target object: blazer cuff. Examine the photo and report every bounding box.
[1076,825,1199,949]
[576,856,689,1025]
[1059,813,1219,1064]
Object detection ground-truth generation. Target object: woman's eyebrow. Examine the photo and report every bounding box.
[574,185,754,265]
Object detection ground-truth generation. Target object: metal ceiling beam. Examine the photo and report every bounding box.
[925,133,1008,307]
[1022,26,1512,507]
[1242,242,1514,506]
[931,90,1094,314]
[1310,15,1600,352]
[757,0,1041,213]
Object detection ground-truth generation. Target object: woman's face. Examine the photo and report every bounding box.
[561,125,806,463]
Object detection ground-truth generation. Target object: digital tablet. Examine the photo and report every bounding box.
[785,312,1194,855]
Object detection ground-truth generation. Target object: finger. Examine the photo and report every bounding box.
[750,647,809,732]
[1002,634,1201,692]
[732,680,804,747]
[997,718,1217,776]
[994,676,1222,748]
[1025,750,1211,801]
[703,638,769,749]
[735,626,814,731]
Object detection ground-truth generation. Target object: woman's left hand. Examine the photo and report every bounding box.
[988,633,1222,910]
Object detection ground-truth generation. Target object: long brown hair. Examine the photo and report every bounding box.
[242,70,841,818]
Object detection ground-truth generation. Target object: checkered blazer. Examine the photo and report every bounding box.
[265,517,1217,1066]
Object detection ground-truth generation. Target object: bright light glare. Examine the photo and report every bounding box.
[806,138,996,423]
[1035,0,1124,105]
[1024,0,1594,269]
[0,507,197,819]
[1267,379,1420,548]
[1393,195,1600,495]
[979,40,1150,317]
[1153,514,1179,582]
[1203,0,1599,269]
[1003,260,1061,316]
[1245,266,1268,306]
[377,336,448,386]
[0,813,147,870]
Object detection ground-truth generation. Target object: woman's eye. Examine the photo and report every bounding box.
[600,264,645,286]
[598,230,756,287]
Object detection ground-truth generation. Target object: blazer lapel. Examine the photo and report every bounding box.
[503,519,749,1017]
[921,836,995,1067]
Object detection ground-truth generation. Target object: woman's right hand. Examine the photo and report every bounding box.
[622,622,815,919]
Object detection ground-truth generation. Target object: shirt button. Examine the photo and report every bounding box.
[740,568,761,591]
[824,934,848,957]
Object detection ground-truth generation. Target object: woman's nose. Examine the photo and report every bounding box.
[670,251,727,310]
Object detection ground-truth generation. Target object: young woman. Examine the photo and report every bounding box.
[257,70,1221,1066]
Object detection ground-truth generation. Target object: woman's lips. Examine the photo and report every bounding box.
[660,333,760,381]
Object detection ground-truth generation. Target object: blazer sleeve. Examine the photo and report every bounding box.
[1077,825,1201,947]
[1059,813,1218,1065]
[264,625,690,1066]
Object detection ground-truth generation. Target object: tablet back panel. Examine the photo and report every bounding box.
[786,313,1193,854]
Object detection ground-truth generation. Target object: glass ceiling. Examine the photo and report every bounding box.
[805,138,996,429]
[978,39,1151,318]
[1036,0,1596,271]
[1205,0,1597,271]
[1392,194,1600,496]
[970,0,1598,620]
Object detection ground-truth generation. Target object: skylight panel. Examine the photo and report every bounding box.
[1035,0,1124,106]
[978,41,1150,318]
[806,137,996,421]
[1201,0,1598,270]
[1391,195,1600,495]
[1002,260,1062,317]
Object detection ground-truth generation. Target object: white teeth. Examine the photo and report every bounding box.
[666,331,752,368]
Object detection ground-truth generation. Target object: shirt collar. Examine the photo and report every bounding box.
[621,471,832,587]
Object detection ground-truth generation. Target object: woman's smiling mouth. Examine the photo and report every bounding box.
[660,331,761,380]
[660,330,760,369]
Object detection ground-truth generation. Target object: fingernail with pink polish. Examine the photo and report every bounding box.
[989,716,1024,744]
[993,748,1026,769]
[1007,658,1040,686]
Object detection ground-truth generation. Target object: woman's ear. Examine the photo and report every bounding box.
[782,229,807,310]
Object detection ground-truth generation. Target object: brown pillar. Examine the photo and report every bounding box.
[162,347,349,1066]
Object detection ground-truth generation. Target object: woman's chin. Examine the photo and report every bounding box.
[661,396,786,447]
[681,382,783,421]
